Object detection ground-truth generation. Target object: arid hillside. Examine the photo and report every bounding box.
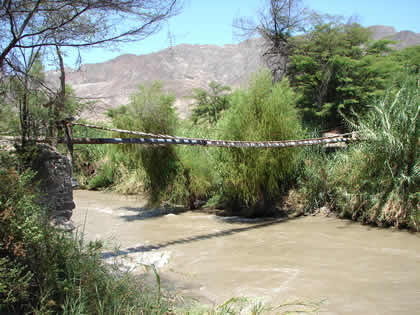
[51,26,419,119]
[51,38,265,119]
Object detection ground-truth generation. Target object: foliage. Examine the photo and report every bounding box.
[108,81,183,204]
[191,81,231,125]
[300,80,419,230]
[2,54,85,148]
[0,80,20,135]
[6,55,49,140]
[0,0,181,72]
[70,122,112,188]
[0,0,181,154]
[391,45,420,76]
[288,21,400,130]
[174,122,219,207]
[214,70,304,216]
[0,153,40,311]
[0,150,172,314]
[104,82,219,206]
[297,146,335,212]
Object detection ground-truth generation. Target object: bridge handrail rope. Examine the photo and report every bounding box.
[72,122,183,139]
[71,122,358,148]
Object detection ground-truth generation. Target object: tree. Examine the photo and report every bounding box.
[234,0,310,82]
[287,20,400,129]
[6,49,49,145]
[392,45,420,76]
[0,0,181,148]
[191,81,231,125]
[4,52,83,146]
[0,0,181,74]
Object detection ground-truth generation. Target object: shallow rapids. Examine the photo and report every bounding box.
[73,190,420,314]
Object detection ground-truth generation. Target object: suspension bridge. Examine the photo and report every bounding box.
[1,120,358,149]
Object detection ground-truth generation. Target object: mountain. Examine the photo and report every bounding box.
[367,25,420,48]
[51,38,265,119]
[54,26,420,120]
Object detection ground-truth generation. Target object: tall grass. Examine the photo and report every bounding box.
[213,70,304,216]
[71,121,149,193]
[336,81,419,228]
[108,82,191,205]
[173,122,219,207]
[300,78,419,229]
[70,122,115,189]
[298,145,335,212]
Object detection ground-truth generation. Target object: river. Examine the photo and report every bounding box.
[72,190,420,314]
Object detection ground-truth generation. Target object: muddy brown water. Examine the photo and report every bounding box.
[73,190,420,314]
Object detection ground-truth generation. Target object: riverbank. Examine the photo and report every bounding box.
[72,190,420,314]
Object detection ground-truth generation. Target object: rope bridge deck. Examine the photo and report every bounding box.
[1,122,357,149]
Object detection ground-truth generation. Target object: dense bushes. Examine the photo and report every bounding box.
[214,71,304,216]
[101,82,215,207]
[0,151,172,314]
[288,20,401,130]
[109,82,180,204]
[336,82,419,228]
[83,73,305,215]
[300,80,419,230]
[76,60,418,231]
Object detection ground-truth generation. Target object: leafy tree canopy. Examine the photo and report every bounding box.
[287,19,401,130]
[191,81,231,125]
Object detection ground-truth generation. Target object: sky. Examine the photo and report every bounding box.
[69,0,420,66]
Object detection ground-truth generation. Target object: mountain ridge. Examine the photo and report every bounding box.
[53,25,420,119]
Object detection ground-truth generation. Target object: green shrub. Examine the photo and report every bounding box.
[333,81,419,228]
[173,122,219,207]
[298,146,337,212]
[191,81,232,125]
[0,156,38,310]
[214,70,304,216]
[71,121,113,189]
[109,82,183,204]
[300,78,419,230]
[0,150,172,314]
[79,83,218,206]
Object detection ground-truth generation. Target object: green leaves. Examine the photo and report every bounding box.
[300,79,419,229]
[215,70,304,215]
[288,21,402,130]
[191,81,231,125]
[109,81,181,204]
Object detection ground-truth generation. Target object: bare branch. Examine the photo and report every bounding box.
[0,0,182,71]
[234,0,311,81]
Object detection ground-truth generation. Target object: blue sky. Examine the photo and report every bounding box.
[71,0,420,66]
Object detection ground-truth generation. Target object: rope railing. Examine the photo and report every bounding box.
[72,122,183,139]
[70,122,357,148]
[0,121,357,148]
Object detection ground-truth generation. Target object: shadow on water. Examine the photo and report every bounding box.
[101,216,299,259]
[117,206,188,221]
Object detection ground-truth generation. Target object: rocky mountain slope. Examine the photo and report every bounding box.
[367,25,420,48]
[55,38,265,119]
[53,26,419,120]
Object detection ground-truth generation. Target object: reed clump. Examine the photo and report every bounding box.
[300,79,419,230]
